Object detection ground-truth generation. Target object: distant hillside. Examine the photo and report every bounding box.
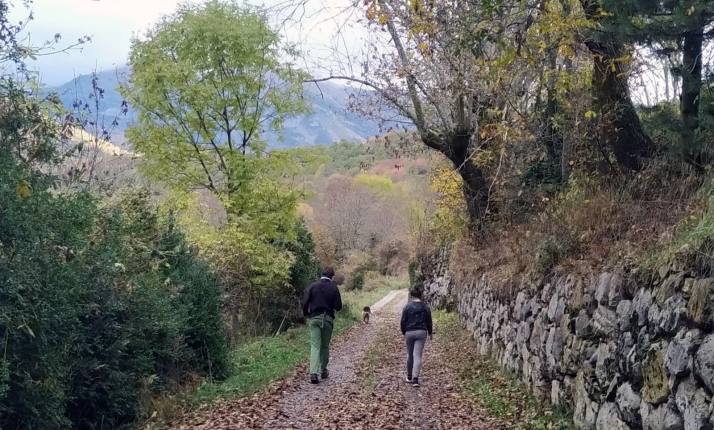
[46,68,395,149]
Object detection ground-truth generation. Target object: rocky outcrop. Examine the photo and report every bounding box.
[424,266,714,429]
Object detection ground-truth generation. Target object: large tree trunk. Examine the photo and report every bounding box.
[580,0,654,172]
[681,28,704,172]
[586,40,655,172]
[441,133,491,228]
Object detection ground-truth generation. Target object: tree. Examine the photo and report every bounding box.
[122,0,315,341]
[311,0,588,228]
[122,0,309,214]
[595,0,714,171]
[570,0,655,172]
[310,0,505,228]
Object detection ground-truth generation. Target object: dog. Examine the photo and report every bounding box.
[362,306,371,324]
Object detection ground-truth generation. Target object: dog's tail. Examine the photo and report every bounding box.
[363,306,371,313]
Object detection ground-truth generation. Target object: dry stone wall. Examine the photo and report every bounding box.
[423,263,714,429]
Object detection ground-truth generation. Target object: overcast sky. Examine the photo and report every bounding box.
[13,0,364,86]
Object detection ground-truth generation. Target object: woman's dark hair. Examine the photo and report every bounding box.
[410,288,423,299]
[321,267,335,279]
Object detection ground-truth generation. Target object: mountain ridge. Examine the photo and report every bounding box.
[45,68,393,150]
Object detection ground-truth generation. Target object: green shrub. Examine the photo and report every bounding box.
[408,260,418,287]
[262,219,321,332]
[0,99,228,428]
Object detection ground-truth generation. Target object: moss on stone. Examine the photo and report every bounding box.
[642,344,669,405]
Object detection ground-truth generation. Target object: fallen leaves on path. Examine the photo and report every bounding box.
[170,296,498,429]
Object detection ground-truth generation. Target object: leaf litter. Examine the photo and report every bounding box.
[171,294,497,429]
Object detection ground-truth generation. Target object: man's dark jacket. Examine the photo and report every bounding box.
[400,301,433,335]
[302,277,343,319]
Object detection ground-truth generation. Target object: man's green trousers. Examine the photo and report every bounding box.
[308,314,334,375]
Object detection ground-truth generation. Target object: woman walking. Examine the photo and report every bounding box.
[400,289,433,388]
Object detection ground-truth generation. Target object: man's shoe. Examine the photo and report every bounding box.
[412,377,420,388]
[310,374,319,384]
[321,370,329,380]
[405,375,412,383]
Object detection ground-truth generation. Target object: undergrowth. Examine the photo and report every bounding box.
[442,162,705,291]
[434,311,575,430]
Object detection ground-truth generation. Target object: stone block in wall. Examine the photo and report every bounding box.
[526,295,542,321]
[546,327,564,378]
[576,309,592,338]
[649,303,663,334]
[530,312,549,356]
[687,278,714,326]
[616,332,636,376]
[542,282,554,304]
[641,400,684,430]
[563,336,584,375]
[616,382,642,426]
[658,294,687,335]
[594,273,613,307]
[617,300,634,332]
[592,306,617,338]
[548,294,566,323]
[595,402,629,430]
[556,275,577,302]
[656,272,686,306]
[574,371,599,429]
[643,342,671,405]
[694,334,714,395]
[570,278,590,313]
[634,288,654,327]
[551,379,564,408]
[674,376,712,430]
[665,328,705,379]
[513,291,529,321]
[595,342,616,387]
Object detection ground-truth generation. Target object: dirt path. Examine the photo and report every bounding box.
[174,291,494,429]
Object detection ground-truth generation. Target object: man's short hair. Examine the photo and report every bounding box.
[321,267,335,279]
[410,288,423,299]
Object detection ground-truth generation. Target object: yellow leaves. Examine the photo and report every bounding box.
[584,111,598,119]
[366,3,377,20]
[364,0,385,22]
[558,44,575,59]
[353,173,394,198]
[297,202,314,220]
[15,180,31,198]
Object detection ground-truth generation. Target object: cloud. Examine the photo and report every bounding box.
[13,0,365,86]
[12,0,183,85]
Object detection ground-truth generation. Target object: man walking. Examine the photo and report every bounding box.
[302,267,342,384]
[400,288,433,388]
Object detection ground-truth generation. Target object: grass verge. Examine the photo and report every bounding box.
[192,312,356,405]
[433,311,575,430]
